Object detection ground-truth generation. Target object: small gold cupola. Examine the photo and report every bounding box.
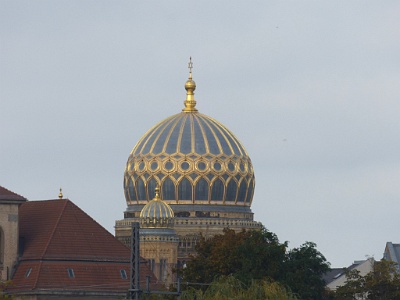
[182,57,198,112]
[58,188,63,199]
[140,187,174,228]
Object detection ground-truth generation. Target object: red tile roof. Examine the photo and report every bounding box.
[9,261,137,293]
[18,199,130,261]
[8,199,156,296]
[0,185,27,201]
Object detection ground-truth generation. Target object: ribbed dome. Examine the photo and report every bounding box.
[140,188,174,228]
[124,65,255,207]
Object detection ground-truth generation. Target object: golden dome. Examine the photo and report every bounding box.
[140,187,174,228]
[124,59,255,208]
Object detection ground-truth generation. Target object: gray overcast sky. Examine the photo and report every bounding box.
[1,1,399,268]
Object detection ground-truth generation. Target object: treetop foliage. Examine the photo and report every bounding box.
[181,227,330,300]
[335,259,400,300]
[180,275,298,300]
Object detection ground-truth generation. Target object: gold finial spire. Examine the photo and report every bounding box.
[182,57,198,112]
[58,188,63,199]
[154,186,161,200]
[188,56,193,79]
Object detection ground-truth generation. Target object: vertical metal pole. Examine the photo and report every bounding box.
[130,222,140,300]
[146,275,150,293]
[177,277,181,300]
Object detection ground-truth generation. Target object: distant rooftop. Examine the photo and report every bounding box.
[324,258,374,291]
[384,242,400,271]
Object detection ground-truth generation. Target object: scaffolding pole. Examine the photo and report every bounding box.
[129,222,140,300]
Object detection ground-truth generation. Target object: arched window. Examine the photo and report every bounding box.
[128,177,137,201]
[246,178,254,204]
[211,178,224,201]
[147,177,158,199]
[178,178,192,200]
[237,180,247,202]
[226,179,237,201]
[137,177,146,200]
[162,177,176,200]
[195,178,209,201]
[124,188,130,203]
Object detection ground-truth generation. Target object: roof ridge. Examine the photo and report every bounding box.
[69,201,97,255]
[40,200,69,258]
[33,261,43,289]
[66,200,132,254]
[0,185,27,200]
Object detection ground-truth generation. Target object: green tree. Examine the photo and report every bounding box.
[335,269,365,300]
[335,259,400,300]
[180,275,298,300]
[0,281,14,299]
[365,259,400,299]
[282,242,330,299]
[234,228,287,285]
[181,227,330,299]
[181,228,286,286]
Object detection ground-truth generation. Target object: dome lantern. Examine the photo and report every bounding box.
[182,57,197,112]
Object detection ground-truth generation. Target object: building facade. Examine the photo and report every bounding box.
[139,187,178,286]
[0,186,26,281]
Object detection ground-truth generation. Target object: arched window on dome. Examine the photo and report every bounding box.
[195,178,209,201]
[162,177,176,200]
[128,177,137,201]
[147,177,158,200]
[211,178,224,201]
[237,179,247,202]
[137,177,146,200]
[178,178,192,201]
[226,179,238,202]
[246,178,254,204]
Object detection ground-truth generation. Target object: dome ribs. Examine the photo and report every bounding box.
[165,114,185,154]
[192,114,207,154]
[190,114,195,154]
[207,116,245,157]
[151,116,178,154]
[179,114,192,154]
[196,116,221,155]
[160,114,181,154]
[205,117,234,156]
[133,115,174,155]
